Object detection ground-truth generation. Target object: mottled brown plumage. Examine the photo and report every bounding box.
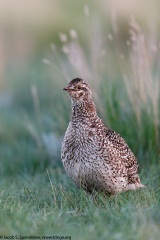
[61,78,145,194]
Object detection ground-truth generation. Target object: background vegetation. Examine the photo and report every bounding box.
[0,1,159,239]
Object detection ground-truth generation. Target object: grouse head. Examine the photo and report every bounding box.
[63,78,92,102]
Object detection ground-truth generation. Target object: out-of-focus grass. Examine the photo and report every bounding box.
[0,2,160,239]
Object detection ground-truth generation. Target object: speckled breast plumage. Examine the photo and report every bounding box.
[62,115,141,194]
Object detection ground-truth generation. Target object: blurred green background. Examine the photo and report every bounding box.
[0,0,160,239]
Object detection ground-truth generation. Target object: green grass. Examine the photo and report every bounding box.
[0,166,160,239]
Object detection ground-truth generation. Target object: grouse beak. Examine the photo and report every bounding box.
[63,87,69,91]
[63,87,68,91]
[63,86,75,91]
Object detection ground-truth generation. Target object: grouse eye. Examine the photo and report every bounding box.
[76,86,81,90]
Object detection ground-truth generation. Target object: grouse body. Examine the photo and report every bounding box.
[61,78,145,194]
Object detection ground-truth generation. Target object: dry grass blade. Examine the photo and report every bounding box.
[46,168,57,206]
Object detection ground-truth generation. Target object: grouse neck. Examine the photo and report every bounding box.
[71,97,97,120]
